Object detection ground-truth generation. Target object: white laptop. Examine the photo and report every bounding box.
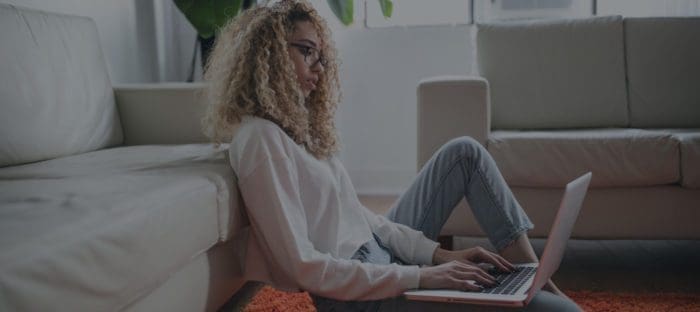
[404,172,592,308]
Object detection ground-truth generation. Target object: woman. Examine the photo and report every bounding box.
[203,1,580,311]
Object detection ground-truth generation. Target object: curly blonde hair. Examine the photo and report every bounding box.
[202,0,340,159]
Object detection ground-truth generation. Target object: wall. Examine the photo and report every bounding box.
[309,0,476,194]
[334,26,474,194]
[1,0,159,84]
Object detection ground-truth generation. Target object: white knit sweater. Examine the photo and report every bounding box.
[228,116,439,300]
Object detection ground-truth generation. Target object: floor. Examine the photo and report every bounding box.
[360,195,700,294]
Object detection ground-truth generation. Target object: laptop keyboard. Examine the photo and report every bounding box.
[477,266,536,295]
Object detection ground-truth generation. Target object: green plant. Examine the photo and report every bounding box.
[326,0,393,25]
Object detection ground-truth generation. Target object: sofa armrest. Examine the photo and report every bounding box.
[417,76,490,170]
[114,83,210,145]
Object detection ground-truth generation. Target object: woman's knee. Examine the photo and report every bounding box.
[439,136,485,159]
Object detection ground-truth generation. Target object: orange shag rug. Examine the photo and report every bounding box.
[243,286,700,312]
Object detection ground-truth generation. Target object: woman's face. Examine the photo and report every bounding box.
[288,21,324,98]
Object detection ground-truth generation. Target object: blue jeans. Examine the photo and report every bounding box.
[312,137,579,311]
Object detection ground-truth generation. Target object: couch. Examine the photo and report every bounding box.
[0,5,247,311]
[417,15,700,242]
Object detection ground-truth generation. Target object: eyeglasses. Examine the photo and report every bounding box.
[289,42,328,67]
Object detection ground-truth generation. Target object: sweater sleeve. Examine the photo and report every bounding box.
[360,207,440,266]
[237,155,422,300]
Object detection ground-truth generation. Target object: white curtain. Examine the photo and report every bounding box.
[153,0,201,82]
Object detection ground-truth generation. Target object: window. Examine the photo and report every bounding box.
[598,0,700,17]
[362,0,698,28]
[474,0,594,22]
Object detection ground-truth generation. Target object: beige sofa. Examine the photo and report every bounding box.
[418,16,700,241]
[0,5,246,311]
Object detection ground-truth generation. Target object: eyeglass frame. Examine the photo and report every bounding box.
[289,42,328,67]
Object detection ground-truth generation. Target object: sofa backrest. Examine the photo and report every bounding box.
[477,16,629,130]
[0,4,122,167]
[625,17,700,128]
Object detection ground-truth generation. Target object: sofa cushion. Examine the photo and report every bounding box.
[625,17,700,128]
[487,129,679,188]
[664,130,700,189]
[477,16,629,130]
[0,145,243,310]
[0,4,122,167]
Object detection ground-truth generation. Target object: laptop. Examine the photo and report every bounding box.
[404,172,592,308]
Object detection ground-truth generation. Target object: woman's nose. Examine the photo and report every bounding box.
[310,60,324,72]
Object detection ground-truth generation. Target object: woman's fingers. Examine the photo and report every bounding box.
[451,261,497,285]
[470,247,516,272]
[420,260,521,291]
[450,277,484,292]
[497,254,517,271]
[483,252,516,272]
[454,269,497,286]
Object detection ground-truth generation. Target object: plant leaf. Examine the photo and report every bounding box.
[378,0,393,18]
[174,0,244,39]
[327,0,354,26]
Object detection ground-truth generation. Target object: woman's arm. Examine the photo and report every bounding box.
[359,207,439,265]
[360,208,513,290]
[238,155,421,300]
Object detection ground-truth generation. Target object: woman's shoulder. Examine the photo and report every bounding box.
[229,116,296,165]
[232,116,288,144]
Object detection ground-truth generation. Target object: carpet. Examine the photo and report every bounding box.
[568,291,700,312]
[243,286,700,312]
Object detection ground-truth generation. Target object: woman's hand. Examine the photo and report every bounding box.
[418,260,498,291]
[418,247,516,291]
[432,246,516,273]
